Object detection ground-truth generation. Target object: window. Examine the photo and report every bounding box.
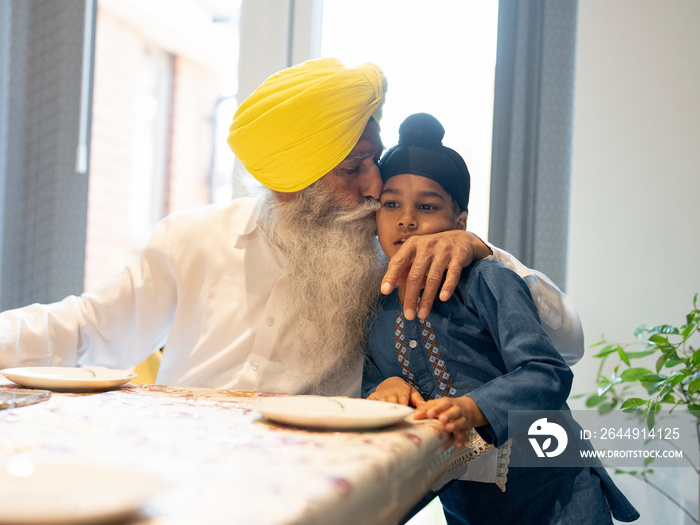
[84,0,240,291]
[321,0,499,236]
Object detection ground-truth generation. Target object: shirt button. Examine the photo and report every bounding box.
[266,316,275,326]
[251,362,259,371]
[409,339,418,349]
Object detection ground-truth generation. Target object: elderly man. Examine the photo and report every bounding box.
[0,58,582,395]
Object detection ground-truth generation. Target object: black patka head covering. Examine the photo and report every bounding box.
[379,113,470,211]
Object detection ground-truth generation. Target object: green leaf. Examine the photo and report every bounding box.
[589,339,607,348]
[585,394,604,408]
[645,382,665,396]
[660,393,676,404]
[644,456,655,467]
[621,398,647,411]
[634,325,648,340]
[668,372,687,388]
[620,368,653,382]
[593,345,620,358]
[646,404,660,428]
[664,358,684,368]
[655,355,668,373]
[691,349,700,365]
[597,401,617,414]
[617,347,631,366]
[688,405,700,418]
[597,382,613,396]
[640,373,666,384]
[624,349,657,359]
[689,378,700,395]
[648,324,680,335]
[648,334,672,348]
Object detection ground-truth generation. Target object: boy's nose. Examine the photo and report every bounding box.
[398,214,417,229]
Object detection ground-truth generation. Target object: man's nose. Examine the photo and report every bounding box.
[359,163,382,200]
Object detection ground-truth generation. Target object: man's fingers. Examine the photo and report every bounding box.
[416,251,451,319]
[381,245,416,295]
[438,262,464,303]
[402,252,433,320]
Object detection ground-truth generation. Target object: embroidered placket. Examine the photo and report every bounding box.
[394,311,457,397]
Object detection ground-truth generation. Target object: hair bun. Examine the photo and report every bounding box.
[397,113,445,147]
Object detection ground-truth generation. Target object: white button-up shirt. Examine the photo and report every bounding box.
[0,196,583,395]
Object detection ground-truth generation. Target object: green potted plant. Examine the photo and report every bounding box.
[585,294,700,523]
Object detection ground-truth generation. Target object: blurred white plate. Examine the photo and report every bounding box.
[0,367,136,391]
[0,459,160,524]
[251,395,414,430]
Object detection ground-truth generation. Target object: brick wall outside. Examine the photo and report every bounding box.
[167,56,220,214]
[84,6,221,291]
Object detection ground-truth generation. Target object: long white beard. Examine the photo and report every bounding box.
[257,184,385,394]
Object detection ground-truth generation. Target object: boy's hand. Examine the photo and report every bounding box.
[413,396,487,447]
[381,230,492,320]
[368,377,425,407]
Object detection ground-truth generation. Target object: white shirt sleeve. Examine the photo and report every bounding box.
[0,218,177,371]
[485,242,584,365]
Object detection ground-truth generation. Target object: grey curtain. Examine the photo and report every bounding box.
[0,0,95,310]
[488,0,578,290]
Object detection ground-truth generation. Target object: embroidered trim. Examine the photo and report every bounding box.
[462,428,492,460]
[394,312,414,381]
[418,318,457,397]
[495,439,511,492]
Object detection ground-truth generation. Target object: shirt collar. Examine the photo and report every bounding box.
[229,196,263,236]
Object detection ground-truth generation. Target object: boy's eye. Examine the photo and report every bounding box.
[418,203,438,211]
[382,200,399,209]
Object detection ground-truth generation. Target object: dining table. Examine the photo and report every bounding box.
[0,377,482,525]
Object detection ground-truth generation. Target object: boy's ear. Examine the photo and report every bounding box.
[456,211,468,231]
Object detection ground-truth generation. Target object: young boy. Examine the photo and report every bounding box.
[362,113,639,524]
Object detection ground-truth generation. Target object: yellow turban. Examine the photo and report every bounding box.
[227,57,387,192]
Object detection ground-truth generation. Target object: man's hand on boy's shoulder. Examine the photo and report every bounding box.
[368,377,425,407]
[381,230,492,320]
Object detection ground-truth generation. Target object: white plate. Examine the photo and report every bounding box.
[0,367,137,391]
[251,395,414,430]
[0,459,161,524]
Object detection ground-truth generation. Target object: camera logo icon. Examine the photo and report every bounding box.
[528,417,568,458]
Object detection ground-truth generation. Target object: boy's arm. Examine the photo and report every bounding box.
[463,265,574,447]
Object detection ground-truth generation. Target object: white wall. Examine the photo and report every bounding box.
[568,1,700,523]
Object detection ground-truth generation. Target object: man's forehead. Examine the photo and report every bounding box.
[343,135,384,162]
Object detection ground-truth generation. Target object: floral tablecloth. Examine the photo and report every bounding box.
[0,383,473,524]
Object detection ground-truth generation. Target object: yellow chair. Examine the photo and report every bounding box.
[132,349,163,385]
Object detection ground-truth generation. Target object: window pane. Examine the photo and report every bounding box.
[85,0,241,291]
[321,0,498,237]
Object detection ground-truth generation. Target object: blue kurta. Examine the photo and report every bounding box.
[363,260,639,524]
